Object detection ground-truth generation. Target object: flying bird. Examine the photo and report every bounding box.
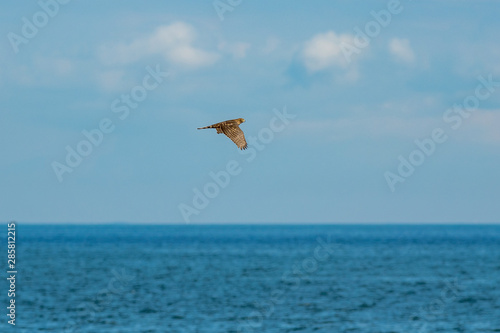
[197,118,248,150]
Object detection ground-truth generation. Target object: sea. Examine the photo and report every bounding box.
[0,224,499,333]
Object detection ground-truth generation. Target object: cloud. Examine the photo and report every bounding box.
[291,109,500,146]
[36,57,75,77]
[99,22,219,68]
[7,57,76,87]
[290,116,441,142]
[302,31,358,72]
[52,58,74,76]
[457,110,500,144]
[389,38,415,64]
[96,70,127,92]
[218,41,251,58]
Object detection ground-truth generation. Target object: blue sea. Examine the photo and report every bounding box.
[1,224,499,332]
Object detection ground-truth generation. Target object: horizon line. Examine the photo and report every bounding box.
[5,221,500,226]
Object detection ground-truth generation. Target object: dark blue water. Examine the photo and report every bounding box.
[1,224,499,332]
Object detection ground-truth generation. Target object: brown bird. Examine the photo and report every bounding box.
[197,118,248,150]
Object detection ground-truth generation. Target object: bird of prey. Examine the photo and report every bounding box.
[197,118,248,150]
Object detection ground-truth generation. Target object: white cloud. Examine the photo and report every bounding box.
[290,110,500,145]
[8,57,76,87]
[389,38,415,64]
[456,110,500,144]
[96,70,127,92]
[302,31,358,72]
[99,22,219,68]
[218,41,251,58]
[290,116,441,142]
[34,57,74,77]
[454,41,500,78]
[53,58,74,76]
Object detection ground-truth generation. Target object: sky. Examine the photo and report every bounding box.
[1,0,499,223]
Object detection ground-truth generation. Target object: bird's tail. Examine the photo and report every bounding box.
[197,125,213,130]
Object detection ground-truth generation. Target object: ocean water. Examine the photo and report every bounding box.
[1,224,499,332]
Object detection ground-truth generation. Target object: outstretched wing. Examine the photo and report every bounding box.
[221,123,248,150]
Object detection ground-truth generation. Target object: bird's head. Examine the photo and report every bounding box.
[238,118,246,124]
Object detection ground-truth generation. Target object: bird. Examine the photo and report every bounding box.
[197,118,248,150]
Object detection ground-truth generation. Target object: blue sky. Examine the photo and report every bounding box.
[1,0,499,223]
